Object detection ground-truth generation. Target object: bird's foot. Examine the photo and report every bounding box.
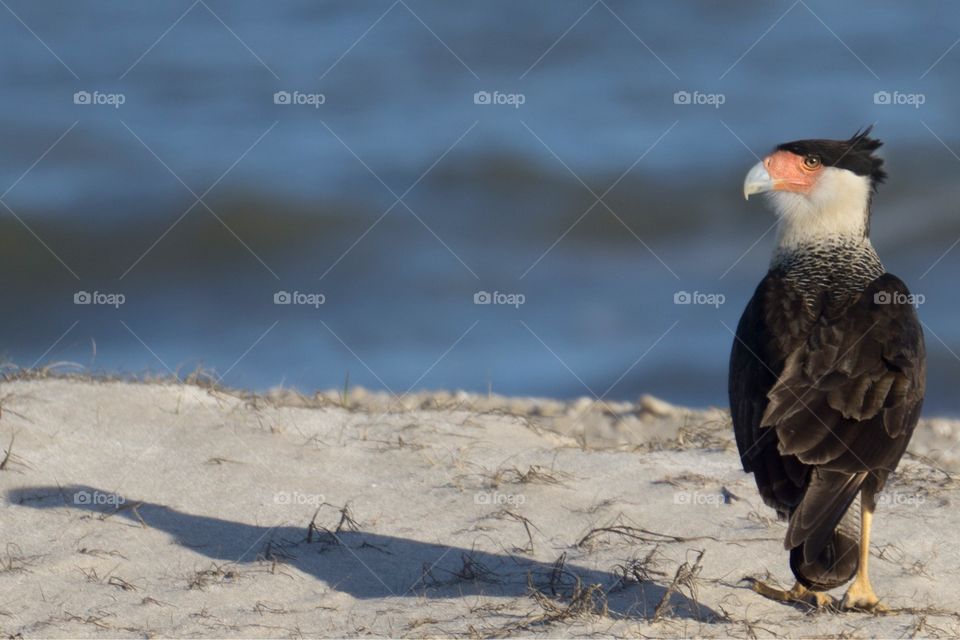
[842,580,887,613]
[742,578,833,609]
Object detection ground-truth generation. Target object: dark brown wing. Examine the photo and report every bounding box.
[729,271,814,515]
[762,273,925,476]
[731,272,925,568]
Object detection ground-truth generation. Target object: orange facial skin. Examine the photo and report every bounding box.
[764,150,824,194]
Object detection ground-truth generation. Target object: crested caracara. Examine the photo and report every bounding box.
[730,127,925,611]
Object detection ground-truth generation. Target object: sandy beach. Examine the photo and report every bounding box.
[1,376,959,638]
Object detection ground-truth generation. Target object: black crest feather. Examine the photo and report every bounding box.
[775,126,887,189]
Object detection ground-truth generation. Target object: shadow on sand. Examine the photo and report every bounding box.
[8,484,720,622]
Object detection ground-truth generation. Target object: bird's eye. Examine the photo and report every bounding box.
[802,155,822,170]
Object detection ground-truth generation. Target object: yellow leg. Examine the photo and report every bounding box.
[745,579,833,609]
[841,500,887,612]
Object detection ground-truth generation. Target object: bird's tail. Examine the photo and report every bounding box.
[786,470,865,591]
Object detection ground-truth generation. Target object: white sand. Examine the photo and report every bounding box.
[1,378,959,638]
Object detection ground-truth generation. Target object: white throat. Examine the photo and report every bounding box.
[767,167,873,256]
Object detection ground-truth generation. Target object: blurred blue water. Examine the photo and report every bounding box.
[2,1,960,413]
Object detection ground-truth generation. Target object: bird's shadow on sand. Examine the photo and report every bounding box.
[8,484,720,622]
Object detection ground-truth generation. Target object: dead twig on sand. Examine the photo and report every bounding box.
[578,524,714,548]
[78,547,127,559]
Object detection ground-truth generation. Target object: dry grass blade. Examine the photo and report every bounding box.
[189,564,240,590]
[306,502,360,545]
[652,473,713,488]
[492,464,570,487]
[653,549,706,621]
[0,432,32,472]
[577,524,709,548]
[78,547,127,559]
[413,548,502,591]
[64,609,115,630]
[611,545,667,591]
[547,552,571,596]
[107,575,139,591]
[259,539,295,565]
[453,550,500,584]
[1,542,40,574]
[254,601,287,615]
[0,433,13,470]
[204,457,242,465]
[499,510,538,554]
[100,501,147,528]
[527,572,609,624]
[416,561,444,589]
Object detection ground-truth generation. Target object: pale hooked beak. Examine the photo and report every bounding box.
[743,161,774,200]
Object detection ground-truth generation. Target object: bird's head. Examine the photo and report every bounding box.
[743,127,886,247]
